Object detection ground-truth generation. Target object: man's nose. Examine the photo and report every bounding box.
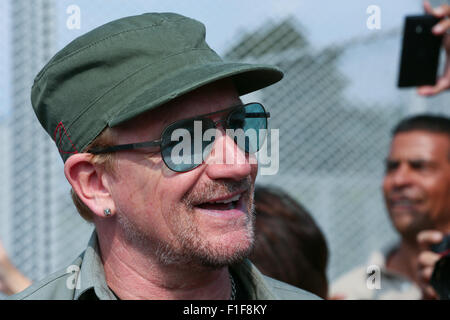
[204,129,254,181]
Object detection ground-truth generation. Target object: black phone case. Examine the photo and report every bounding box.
[430,234,450,300]
[431,234,450,254]
[397,15,443,87]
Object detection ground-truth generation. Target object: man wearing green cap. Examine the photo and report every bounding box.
[9,13,318,300]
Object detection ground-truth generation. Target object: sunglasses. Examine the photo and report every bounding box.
[89,102,270,172]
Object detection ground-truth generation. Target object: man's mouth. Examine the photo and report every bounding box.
[389,197,420,212]
[194,192,246,217]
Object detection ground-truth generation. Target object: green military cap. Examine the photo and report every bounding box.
[31,12,283,162]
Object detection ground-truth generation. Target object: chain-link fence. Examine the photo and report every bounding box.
[1,0,449,296]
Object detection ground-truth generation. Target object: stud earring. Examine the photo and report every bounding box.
[104,208,112,217]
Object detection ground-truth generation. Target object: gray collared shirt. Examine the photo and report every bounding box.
[7,230,319,300]
[330,243,422,300]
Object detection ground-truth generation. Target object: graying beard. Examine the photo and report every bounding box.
[117,179,256,268]
[155,202,255,268]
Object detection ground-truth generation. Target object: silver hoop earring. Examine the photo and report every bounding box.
[104,208,112,217]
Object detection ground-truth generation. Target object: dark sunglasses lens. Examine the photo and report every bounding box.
[227,103,268,153]
[161,118,215,172]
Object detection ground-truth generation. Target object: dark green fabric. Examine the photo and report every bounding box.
[31,12,283,162]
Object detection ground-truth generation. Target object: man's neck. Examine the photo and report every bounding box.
[385,238,420,284]
[96,227,232,300]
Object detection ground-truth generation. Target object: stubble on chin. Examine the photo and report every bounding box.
[159,178,256,268]
[390,209,434,242]
[116,178,256,269]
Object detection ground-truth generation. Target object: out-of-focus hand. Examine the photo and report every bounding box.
[327,293,346,300]
[0,240,32,295]
[417,230,443,299]
[417,1,450,96]
[0,240,12,294]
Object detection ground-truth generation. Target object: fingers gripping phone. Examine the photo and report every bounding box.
[430,234,450,300]
[397,15,443,87]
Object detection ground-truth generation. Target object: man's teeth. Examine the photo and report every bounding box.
[211,194,241,204]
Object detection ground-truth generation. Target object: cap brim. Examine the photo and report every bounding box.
[109,62,283,127]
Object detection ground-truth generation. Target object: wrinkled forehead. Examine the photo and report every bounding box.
[113,79,242,141]
[389,131,450,162]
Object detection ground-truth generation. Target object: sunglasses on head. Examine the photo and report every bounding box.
[89,102,269,172]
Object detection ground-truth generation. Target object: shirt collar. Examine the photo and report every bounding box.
[230,259,278,299]
[366,242,422,299]
[74,230,117,300]
[73,230,278,300]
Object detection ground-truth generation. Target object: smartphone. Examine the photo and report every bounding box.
[430,234,450,300]
[397,15,443,88]
[431,234,450,255]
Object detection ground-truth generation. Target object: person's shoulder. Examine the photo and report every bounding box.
[262,275,322,300]
[234,259,321,300]
[329,249,390,299]
[332,265,367,286]
[329,265,368,299]
[5,256,82,300]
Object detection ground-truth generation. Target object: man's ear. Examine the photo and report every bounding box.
[64,153,115,219]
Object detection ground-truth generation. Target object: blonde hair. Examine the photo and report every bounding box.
[70,128,117,222]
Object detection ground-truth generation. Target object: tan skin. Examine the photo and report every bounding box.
[417,1,450,96]
[407,1,450,300]
[417,230,443,299]
[64,79,258,300]
[0,240,31,295]
[382,131,450,298]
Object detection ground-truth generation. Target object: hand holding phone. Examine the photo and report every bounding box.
[430,234,450,300]
[416,1,450,95]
